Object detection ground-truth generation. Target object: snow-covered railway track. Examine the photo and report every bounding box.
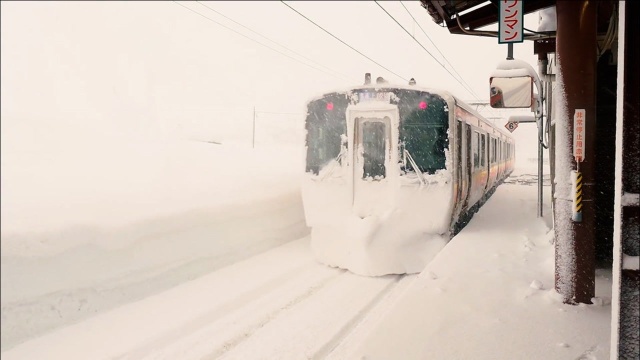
[3,237,417,360]
[120,239,414,360]
[118,261,344,359]
[216,269,408,360]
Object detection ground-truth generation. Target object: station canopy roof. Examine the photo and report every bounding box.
[419,0,556,35]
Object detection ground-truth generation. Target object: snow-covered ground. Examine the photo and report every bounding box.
[0,137,309,352]
[2,2,612,358]
[1,136,612,359]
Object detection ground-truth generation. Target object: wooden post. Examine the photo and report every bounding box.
[554,0,597,304]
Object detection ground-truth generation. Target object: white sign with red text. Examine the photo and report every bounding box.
[573,109,586,162]
[499,0,524,43]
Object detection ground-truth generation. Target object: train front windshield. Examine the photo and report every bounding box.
[305,93,349,175]
[396,90,449,175]
[304,89,449,176]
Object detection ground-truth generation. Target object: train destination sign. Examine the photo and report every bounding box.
[358,92,391,103]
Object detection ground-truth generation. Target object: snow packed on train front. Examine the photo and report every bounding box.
[302,74,515,276]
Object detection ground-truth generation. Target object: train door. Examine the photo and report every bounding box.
[481,132,489,191]
[498,139,504,180]
[469,129,482,207]
[352,116,392,217]
[455,120,469,215]
[488,136,496,188]
[464,123,472,209]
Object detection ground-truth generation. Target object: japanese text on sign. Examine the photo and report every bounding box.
[499,0,524,43]
[358,92,391,103]
[573,109,586,162]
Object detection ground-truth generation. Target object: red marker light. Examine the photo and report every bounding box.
[326,102,334,110]
[419,101,428,110]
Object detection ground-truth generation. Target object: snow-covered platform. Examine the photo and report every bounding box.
[1,179,613,360]
[347,183,613,359]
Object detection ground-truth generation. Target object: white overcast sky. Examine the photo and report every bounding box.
[1,1,542,135]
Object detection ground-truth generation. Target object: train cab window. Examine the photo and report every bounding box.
[362,120,386,179]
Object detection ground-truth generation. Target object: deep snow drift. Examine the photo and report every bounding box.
[1,137,309,351]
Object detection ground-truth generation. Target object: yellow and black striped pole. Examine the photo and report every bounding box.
[572,170,583,222]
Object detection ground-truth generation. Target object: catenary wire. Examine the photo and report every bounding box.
[399,1,479,101]
[195,1,358,83]
[178,0,488,108]
[394,2,503,119]
[172,1,354,83]
[375,1,481,100]
[280,1,409,82]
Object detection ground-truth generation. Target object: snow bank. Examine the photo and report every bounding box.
[1,133,304,253]
[1,136,310,351]
[348,184,612,360]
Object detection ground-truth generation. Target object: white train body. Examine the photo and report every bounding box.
[302,82,514,276]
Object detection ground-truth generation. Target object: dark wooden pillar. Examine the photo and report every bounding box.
[554,0,597,304]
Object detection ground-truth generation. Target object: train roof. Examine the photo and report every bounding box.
[306,82,514,139]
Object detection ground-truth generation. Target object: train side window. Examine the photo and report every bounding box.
[489,138,497,164]
[490,138,496,163]
[480,134,486,167]
[456,120,463,175]
[472,131,480,168]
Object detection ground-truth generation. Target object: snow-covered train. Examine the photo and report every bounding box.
[301,74,515,276]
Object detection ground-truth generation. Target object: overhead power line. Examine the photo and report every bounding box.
[172,1,354,83]
[195,1,357,83]
[396,3,503,116]
[374,1,481,100]
[399,1,478,99]
[280,1,409,83]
